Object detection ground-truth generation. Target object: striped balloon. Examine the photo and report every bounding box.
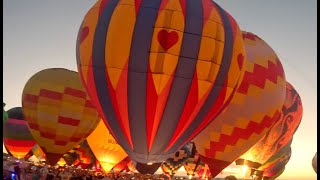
[4,107,36,159]
[22,68,101,165]
[193,31,286,177]
[77,0,246,163]
[239,81,303,167]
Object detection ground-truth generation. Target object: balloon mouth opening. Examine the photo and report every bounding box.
[147,162,153,165]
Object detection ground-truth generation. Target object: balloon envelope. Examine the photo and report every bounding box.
[112,156,131,173]
[22,68,101,165]
[77,0,246,163]
[197,164,211,180]
[261,146,291,178]
[239,81,302,167]
[194,31,286,177]
[87,120,127,173]
[161,143,192,176]
[4,107,36,159]
[74,140,96,169]
[183,143,205,178]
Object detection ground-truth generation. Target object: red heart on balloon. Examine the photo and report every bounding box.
[80,26,89,44]
[157,29,179,51]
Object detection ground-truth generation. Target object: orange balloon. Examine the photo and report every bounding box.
[86,120,127,173]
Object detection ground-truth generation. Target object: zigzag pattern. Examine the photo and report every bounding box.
[237,60,284,94]
[205,111,280,158]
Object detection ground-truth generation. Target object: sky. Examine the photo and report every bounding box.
[3,1,317,180]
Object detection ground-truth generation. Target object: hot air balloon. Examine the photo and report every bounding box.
[127,160,136,173]
[256,139,292,178]
[87,120,127,173]
[112,156,132,173]
[74,140,97,169]
[193,31,286,177]
[31,144,46,161]
[238,81,302,169]
[197,164,211,180]
[3,102,8,124]
[57,158,67,167]
[312,152,317,173]
[4,107,37,159]
[76,0,246,164]
[260,146,292,179]
[183,143,205,179]
[161,143,192,176]
[22,68,101,165]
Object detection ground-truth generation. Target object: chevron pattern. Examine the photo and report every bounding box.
[193,31,286,177]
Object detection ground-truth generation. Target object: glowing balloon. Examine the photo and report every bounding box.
[127,160,136,173]
[57,158,67,167]
[161,143,192,176]
[238,81,302,168]
[260,146,291,179]
[312,152,317,173]
[193,31,286,177]
[87,120,127,173]
[77,0,246,163]
[197,164,211,180]
[74,140,96,169]
[4,107,36,159]
[183,143,205,178]
[112,156,131,173]
[22,68,101,165]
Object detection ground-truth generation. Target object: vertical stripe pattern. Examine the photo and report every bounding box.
[77,0,246,163]
[151,0,203,154]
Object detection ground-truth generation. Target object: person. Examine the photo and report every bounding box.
[46,169,55,180]
[225,175,237,180]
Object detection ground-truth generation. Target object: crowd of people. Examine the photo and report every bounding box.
[2,162,171,180]
[3,158,239,180]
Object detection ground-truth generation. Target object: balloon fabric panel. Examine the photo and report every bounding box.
[193,31,286,177]
[22,68,101,165]
[77,0,246,164]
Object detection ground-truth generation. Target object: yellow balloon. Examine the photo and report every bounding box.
[57,158,66,167]
[87,121,127,173]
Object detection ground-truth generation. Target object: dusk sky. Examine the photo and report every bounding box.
[4,1,316,180]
